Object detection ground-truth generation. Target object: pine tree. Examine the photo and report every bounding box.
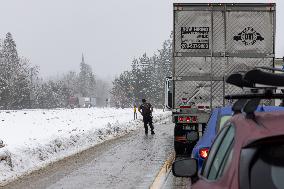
[154,38,172,107]
[78,55,96,97]
[110,36,173,108]
[33,80,72,109]
[139,53,151,100]
[63,71,79,96]
[0,33,30,109]
[130,58,143,105]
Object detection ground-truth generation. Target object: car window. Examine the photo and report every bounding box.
[201,125,230,177]
[207,125,235,180]
[250,143,284,189]
[216,139,234,178]
[218,115,231,132]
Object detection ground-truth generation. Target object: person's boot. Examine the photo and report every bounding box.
[151,130,155,135]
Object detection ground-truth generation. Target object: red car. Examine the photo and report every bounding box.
[172,69,284,189]
[173,110,284,189]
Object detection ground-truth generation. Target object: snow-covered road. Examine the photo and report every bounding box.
[0,108,171,185]
[2,119,174,189]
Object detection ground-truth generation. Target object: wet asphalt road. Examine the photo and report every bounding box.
[2,119,186,189]
[163,171,191,189]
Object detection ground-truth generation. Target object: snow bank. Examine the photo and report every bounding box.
[0,108,171,185]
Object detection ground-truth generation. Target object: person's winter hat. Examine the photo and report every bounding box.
[142,99,146,103]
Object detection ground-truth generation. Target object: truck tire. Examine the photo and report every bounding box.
[174,141,185,155]
[185,142,196,154]
[174,124,186,155]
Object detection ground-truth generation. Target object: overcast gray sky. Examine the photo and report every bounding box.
[0,0,283,80]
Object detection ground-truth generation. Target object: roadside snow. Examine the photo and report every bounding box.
[0,108,171,184]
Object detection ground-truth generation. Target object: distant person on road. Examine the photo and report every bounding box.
[134,105,138,120]
[138,99,155,135]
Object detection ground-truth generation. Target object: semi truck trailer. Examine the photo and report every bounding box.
[165,3,276,155]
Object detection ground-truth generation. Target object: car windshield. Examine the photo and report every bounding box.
[250,143,284,189]
[218,115,231,131]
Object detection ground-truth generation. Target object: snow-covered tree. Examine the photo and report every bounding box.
[78,55,96,97]
[62,71,79,96]
[33,80,72,109]
[110,36,173,108]
[0,33,31,109]
[0,34,103,110]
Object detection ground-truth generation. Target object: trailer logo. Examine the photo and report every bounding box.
[233,27,264,45]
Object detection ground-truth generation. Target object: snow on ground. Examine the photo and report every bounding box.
[0,108,171,185]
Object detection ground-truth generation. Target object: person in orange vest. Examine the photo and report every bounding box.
[134,105,138,120]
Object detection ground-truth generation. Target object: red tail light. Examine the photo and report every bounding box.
[199,148,209,159]
[192,116,197,122]
[186,117,191,122]
[178,116,184,122]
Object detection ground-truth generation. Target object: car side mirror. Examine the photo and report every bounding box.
[172,158,198,177]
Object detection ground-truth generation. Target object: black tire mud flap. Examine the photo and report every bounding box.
[174,140,185,155]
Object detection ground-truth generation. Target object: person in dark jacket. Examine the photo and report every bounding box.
[138,99,155,135]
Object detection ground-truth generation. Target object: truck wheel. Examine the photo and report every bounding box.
[174,141,185,155]
[185,142,196,155]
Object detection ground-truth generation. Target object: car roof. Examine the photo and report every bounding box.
[261,106,284,112]
[218,106,233,115]
[215,105,284,115]
[231,111,284,147]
